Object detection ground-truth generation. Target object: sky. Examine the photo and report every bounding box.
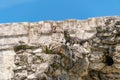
[0,0,120,23]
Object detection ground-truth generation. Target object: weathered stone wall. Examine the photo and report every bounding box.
[0,16,120,80]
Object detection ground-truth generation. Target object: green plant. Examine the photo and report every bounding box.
[45,45,52,54]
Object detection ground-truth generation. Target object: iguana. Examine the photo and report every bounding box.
[64,30,94,45]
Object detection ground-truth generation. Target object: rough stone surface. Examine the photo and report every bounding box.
[1,16,120,80]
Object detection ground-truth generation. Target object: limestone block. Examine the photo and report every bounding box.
[1,50,15,80]
[89,63,105,70]
[115,44,120,52]
[31,64,37,72]
[0,23,29,36]
[62,20,77,30]
[14,55,20,65]
[35,72,48,80]
[89,52,104,62]
[0,36,28,50]
[69,56,89,77]
[27,54,34,64]
[115,37,120,43]
[113,64,120,69]
[36,62,50,73]
[40,22,52,33]
[113,53,120,63]
[15,53,28,66]
[27,73,37,80]
[38,35,52,45]
[115,25,120,28]
[52,33,64,42]
[102,38,116,45]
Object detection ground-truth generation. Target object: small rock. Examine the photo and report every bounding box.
[33,48,42,53]
[28,74,37,80]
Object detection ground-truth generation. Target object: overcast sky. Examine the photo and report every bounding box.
[0,0,120,23]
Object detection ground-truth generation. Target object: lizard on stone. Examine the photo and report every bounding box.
[64,30,94,45]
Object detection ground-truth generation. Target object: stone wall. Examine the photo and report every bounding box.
[0,16,120,80]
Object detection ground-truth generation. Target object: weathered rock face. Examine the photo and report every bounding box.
[1,16,120,80]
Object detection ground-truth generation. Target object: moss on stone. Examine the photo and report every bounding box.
[14,44,38,52]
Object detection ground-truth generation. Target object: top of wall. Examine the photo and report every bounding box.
[0,16,120,50]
